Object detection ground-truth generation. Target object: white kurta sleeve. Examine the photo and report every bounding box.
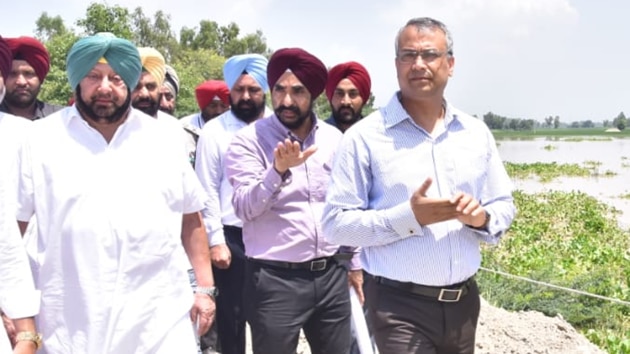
[16,138,35,222]
[0,165,40,319]
[182,159,207,214]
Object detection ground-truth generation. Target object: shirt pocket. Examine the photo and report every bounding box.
[308,159,332,202]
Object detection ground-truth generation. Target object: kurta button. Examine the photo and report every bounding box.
[409,229,415,234]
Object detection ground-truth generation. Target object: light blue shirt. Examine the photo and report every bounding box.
[322,93,516,286]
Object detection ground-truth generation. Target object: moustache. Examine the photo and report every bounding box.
[237,100,254,109]
[276,106,300,115]
[135,97,155,104]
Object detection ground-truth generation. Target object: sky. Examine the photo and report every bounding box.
[2,0,628,123]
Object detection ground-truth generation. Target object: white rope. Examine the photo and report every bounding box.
[479,266,630,306]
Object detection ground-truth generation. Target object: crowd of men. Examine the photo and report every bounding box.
[0,16,515,354]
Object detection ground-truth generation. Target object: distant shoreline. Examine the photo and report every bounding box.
[492,128,630,138]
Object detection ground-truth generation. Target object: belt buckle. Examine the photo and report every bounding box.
[438,288,462,302]
[310,259,327,271]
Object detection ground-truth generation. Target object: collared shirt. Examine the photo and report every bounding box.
[156,110,197,166]
[225,113,360,269]
[0,99,64,120]
[0,112,39,324]
[324,115,340,130]
[17,107,206,353]
[322,93,516,286]
[181,112,205,131]
[195,108,273,246]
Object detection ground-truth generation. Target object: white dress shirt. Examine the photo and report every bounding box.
[194,108,272,246]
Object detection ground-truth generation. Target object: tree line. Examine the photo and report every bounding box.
[32,2,377,118]
[482,111,628,131]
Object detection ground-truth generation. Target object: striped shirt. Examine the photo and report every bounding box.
[322,93,516,286]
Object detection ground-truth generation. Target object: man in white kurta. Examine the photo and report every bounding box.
[0,43,41,351]
[0,118,40,352]
[16,33,215,353]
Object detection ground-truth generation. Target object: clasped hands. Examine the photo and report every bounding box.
[411,177,487,228]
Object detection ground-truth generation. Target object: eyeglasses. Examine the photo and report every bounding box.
[396,49,451,64]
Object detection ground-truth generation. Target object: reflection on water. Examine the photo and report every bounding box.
[497,138,630,229]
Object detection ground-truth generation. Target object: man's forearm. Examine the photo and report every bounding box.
[181,212,214,287]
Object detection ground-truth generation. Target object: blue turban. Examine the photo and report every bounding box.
[223,54,269,92]
[66,33,142,89]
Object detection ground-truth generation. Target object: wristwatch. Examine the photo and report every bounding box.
[195,286,219,298]
[469,211,491,231]
[15,331,43,349]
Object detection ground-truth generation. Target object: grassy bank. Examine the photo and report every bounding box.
[478,190,630,353]
[504,162,617,182]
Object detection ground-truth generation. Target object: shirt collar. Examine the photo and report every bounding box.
[270,111,320,143]
[383,91,460,130]
[66,105,136,130]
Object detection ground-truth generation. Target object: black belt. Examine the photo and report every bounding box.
[372,275,474,302]
[250,253,352,272]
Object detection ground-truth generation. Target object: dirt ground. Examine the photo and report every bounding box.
[245,297,605,354]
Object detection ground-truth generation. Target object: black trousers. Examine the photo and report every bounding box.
[365,274,480,354]
[202,225,247,354]
[244,258,352,354]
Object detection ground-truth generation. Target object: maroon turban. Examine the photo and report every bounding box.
[5,36,50,82]
[325,61,371,103]
[0,36,11,82]
[267,48,328,98]
[195,80,230,110]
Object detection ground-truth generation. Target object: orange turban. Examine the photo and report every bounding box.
[267,48,328,98]
[325,61,371,103]
[137,47,166,85]
[195,80,230,110]
[5,36,50,82]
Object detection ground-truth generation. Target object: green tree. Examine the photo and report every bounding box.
[37,31,78,105]
[35,13,69,42]
[553,115,560,129]
[483,111,506,130]
[172,49,225,117]
[580,120,594,128]
[183,20,220,51]
[313,93,377,121]
[180,20,270,57]
[76,3,133,39]
[34,12,78,105]
[32,3,272,116]
[313,94,331,119]
[131,8,179,61]
[612,111,627,130]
